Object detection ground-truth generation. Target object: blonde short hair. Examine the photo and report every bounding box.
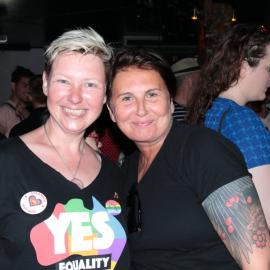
[44,27,113,78]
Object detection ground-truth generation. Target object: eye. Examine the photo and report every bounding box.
[85,82,97,88]
[120,95,133,102]
[57,79,69,85]
[146,90,158,98]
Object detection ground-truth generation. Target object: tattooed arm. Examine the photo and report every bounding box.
[249,165,270,229]
[202,176,270,270]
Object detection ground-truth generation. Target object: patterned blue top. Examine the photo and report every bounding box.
[205,97,270,169]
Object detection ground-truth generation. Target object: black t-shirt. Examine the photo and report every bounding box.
[9,107,48,137]
[0,137,130,270]
[123,121,249,270]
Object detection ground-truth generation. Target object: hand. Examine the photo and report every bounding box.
[85,131,102,152]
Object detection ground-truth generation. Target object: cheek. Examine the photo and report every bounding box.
[113,105,133,123]
[152,100,172,116]
[85,89,106,103]
[47,90,62,104]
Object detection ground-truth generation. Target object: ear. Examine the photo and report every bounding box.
[42,72,48,96]
[106,103,116,122]
[11,82,16,93]
[240,60,250,78]
[103,95,107,105]
[170,99,175,114]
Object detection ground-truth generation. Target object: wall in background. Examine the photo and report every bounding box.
[0,48,44,103]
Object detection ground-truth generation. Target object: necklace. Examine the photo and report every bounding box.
[43,124,85,189]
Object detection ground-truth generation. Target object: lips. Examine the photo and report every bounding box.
[132,120,154,127]
[63,107,86,116]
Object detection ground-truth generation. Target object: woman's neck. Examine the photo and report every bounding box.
[137,142,162,182]
[219,87,246,106]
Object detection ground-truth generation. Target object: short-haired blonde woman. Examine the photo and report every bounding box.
[0,28,129,270]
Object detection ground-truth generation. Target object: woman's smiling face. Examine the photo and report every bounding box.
[109,67,174,147]
[43,52,106,135]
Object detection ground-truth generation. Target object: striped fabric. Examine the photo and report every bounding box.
[172,101,188,122]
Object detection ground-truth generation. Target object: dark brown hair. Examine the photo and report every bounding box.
[187,24,270,124]
[107,47,176,104]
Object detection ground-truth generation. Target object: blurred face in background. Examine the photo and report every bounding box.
[12,76,31,103]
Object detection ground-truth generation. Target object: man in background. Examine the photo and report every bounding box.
[0,66,33,136]
[171,57,200,121]
[9,74,47,137]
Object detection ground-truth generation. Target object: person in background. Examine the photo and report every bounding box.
[0,27,129,269]
[0,65,33,137]
[107,47,270,270]
[86,106,136,165]
[188,23,270,229]
[171,57,200,121]
[9,74,48,137]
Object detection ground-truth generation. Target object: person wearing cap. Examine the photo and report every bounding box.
[171,57,200,121]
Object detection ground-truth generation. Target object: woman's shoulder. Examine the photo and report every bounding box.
[210,98,256,117]
[173,121,221,141]
[100,154,120,167]
[207,98,266,131]
[170,121,237,156]
[0,137,21,154]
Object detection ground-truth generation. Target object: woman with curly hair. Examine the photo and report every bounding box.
[188,24,270,229]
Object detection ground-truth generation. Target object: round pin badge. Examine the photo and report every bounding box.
[105,200,121,215]
[20,191,47,215]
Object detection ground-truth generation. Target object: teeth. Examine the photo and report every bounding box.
[63,107,85,116]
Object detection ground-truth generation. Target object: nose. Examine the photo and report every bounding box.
[136,99,147,116]
[68,85,83,104]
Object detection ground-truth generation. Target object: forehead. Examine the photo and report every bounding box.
[50,52,105,79]
[51,52,103,70]
[17,76,30,84]
[111,67,170,99]
[113,67,164,85]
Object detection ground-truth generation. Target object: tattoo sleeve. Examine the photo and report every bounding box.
[202,176,269,267]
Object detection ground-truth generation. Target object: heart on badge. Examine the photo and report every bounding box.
[29,195,42,206]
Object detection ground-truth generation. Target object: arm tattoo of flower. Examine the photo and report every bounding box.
[202,176,268,267]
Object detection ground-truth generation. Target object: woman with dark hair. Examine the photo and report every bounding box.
[188,24,270,229]
[107,47,270,270]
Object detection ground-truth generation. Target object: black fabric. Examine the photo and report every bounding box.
[0,133,6,140]
[9,107,49,137]
[0,137,130,270]
[123,121,249,270]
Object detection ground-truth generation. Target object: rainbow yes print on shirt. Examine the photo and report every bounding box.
[30,197,126,269]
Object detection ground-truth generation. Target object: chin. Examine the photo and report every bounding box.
[258,94,266,101]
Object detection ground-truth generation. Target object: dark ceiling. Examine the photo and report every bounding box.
[0,0,269,52]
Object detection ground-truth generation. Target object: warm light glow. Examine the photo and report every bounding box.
[231,10,237,22]
[191,8,198,20]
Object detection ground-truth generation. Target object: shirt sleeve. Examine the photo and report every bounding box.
[183,127,251,202]
[221,107,270,169]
